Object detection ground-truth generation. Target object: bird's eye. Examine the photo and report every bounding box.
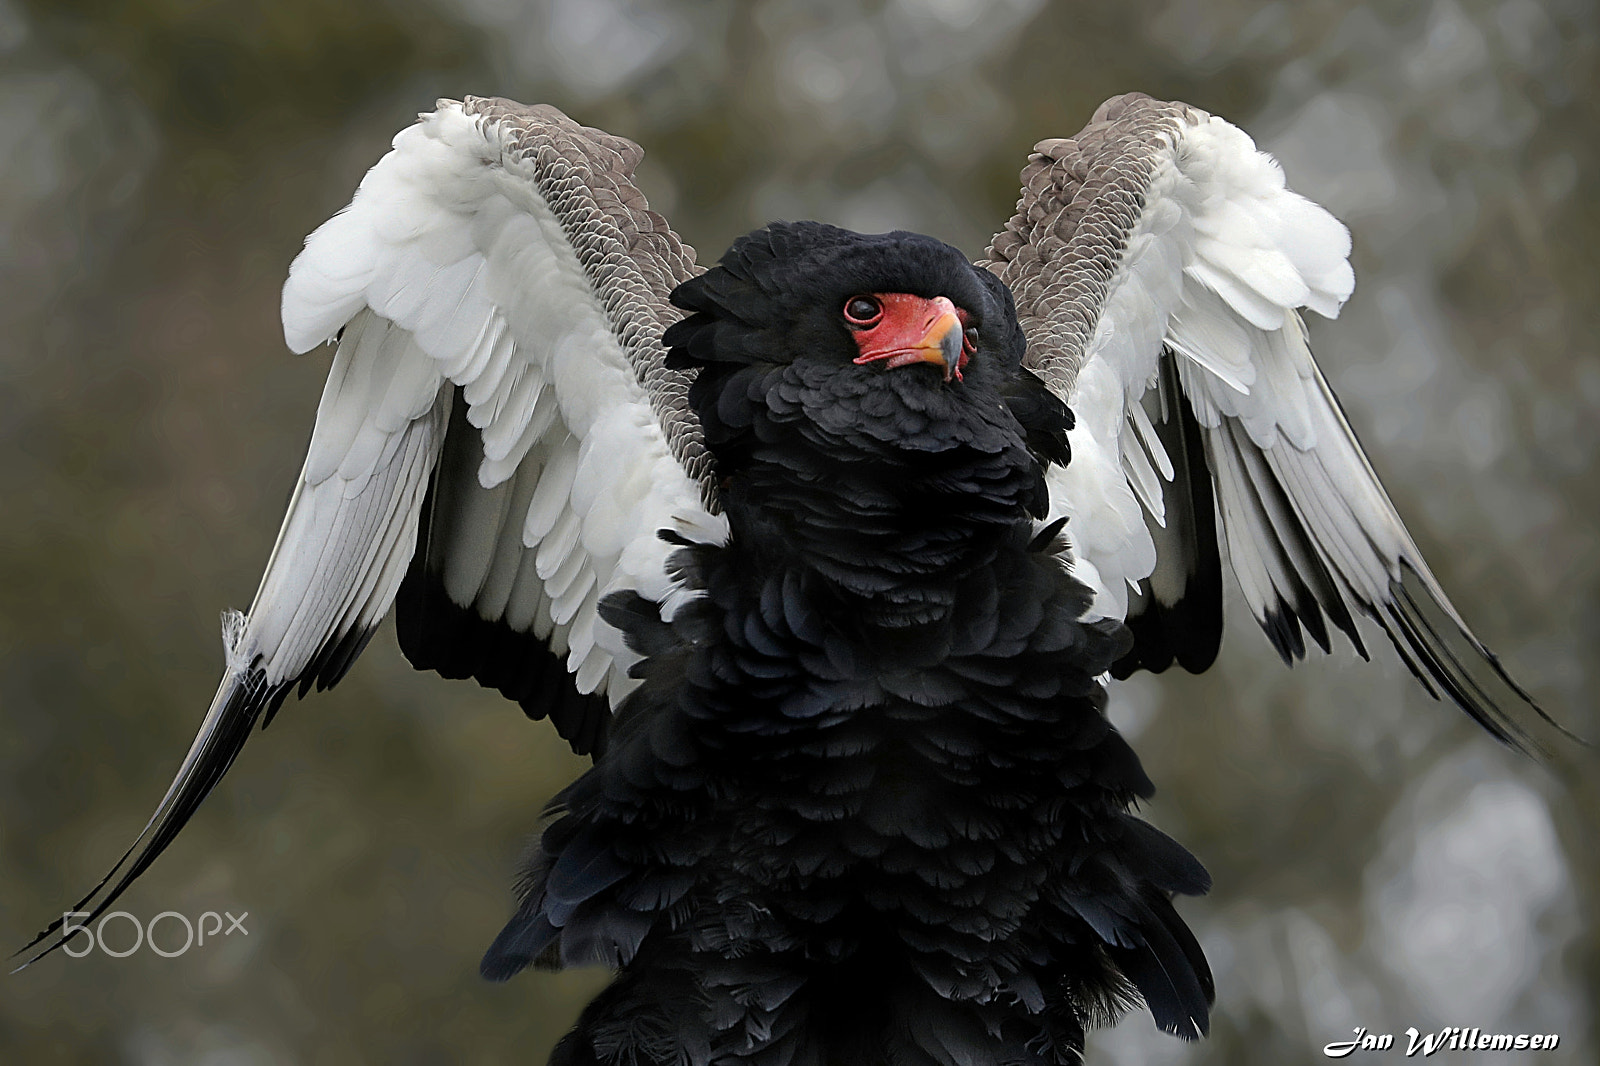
[962,326,979,354]
[843,295,883,326]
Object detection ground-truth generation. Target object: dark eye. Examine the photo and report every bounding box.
[962,326,979,354]
[843,295,883,326]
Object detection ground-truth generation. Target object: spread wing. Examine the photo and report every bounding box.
[18,97,725,965]
[981,92,1569,755]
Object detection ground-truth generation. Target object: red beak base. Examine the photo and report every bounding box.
[849,294,969,383]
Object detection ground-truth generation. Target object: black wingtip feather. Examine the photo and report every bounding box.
[395,553,612,758]
[308,623,380,697]
[15,669,291,969]
[397,390,612,758]
[1377,563,1589,758]
[1114,373,1223,679]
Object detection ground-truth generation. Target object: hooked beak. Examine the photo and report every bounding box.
[850,294,967,382]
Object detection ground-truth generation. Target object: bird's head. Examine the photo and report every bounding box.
[664,221,1069,479]
[665,221,1016,381]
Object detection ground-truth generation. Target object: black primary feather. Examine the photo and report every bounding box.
[1114,354,1223,679]
[485,223,1212,1064]
[16,391,612,967]
[397,390,611,756]
[14,668,294,968]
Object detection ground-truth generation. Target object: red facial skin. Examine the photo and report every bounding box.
[846,293,975,383]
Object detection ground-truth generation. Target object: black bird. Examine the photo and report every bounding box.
[20,95,1570,1062]
[479,222,1212,1062]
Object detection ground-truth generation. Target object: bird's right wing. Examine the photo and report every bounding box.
[982,93,1570,754]
[19,98,726,965]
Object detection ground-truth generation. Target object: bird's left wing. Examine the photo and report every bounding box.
[19,98,724,965]
[981,92,1567,754]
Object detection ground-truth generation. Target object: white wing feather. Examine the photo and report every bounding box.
[1011,101,1564,752]
[19,101,723,964]
[24,95,1567,970]
[1047,115,1355,623]
[271,101,721,706]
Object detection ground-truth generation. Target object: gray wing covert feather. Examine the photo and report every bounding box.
[19,99,720,967]
[983,92,1569,754]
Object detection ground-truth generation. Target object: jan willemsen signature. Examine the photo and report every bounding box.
[1324,1026,1562,1058]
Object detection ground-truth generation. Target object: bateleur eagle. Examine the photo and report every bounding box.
[20,93,1574,1063]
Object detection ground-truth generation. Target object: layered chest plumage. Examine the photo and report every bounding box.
[484,454,1210,1063]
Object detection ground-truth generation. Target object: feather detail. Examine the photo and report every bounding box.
[20,98,728,967]
[984,91,1566,752]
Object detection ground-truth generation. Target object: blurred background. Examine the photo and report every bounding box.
[1,0,1595,1062]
